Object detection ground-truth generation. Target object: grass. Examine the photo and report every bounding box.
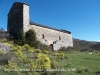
[0,42,100,75]
[62,51,100,75]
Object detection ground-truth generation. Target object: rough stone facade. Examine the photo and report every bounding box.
[7,2,73,50]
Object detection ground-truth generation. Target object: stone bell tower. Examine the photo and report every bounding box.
[7,2,29,37]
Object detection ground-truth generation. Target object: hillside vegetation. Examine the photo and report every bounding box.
[0,39,100,75]
[0,28,100,75]
[73,38,100,51]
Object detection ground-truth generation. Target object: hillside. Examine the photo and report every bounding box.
[0,39,100,75]
[73,38,100,51]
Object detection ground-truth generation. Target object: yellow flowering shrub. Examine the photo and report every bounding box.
[28,49,34,53]
[23,44,30,49]
[14,49,25,62]
[55,52,65,59]
[0,38,6,43]
[55,52,59,56]
[60,52,65,59]
[51,60,58,68]
[31,53,51,69]
[4,60,18,70]
[4,43,11,47]
[12,46,18,51]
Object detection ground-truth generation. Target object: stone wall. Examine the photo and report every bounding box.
[7,2,29,36]
[28,24,73,50]
[23,4,29,33]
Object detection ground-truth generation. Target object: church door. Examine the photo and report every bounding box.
[50,44,54,51]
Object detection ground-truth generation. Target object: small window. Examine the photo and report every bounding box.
[42,34,44,39]
[59,36,61,40]
[53,40,57,44]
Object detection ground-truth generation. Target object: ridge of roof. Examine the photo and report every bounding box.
[30,21,71,34]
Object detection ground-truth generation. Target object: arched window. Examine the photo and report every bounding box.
[59,36,61,40]
[42,34,44,39]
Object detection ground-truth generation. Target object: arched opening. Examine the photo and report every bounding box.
[50,44,54,51]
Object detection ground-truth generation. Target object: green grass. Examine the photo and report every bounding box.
[61,51,100,75]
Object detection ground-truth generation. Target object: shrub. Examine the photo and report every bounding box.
[14,29,39,48]
[12,45,23,52]
[23,44,30,48]
[55,52,59,56]
[3,43,11,47]
[51,60,58,68]
[77,66,86,73]
[28,49,34,53]
[59,47,67,51]
[43,50,49,54]
[0,49,3,55]
[14,50,25,62]
[4,60,18,71]
[0,38,7,43]
[35,49,41,53]
[60,52,65,59]
[23,44,30,50]
[22,57,32,64]
[55,52,65,59]
[12,46,18,51]
[31,53,51,69]
[25,29,38,48]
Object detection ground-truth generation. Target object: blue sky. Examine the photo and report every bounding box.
[0,0,100,41]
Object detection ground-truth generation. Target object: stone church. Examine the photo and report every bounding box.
[7,2,73,50]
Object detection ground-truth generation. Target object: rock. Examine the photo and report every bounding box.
[0,42,12,53]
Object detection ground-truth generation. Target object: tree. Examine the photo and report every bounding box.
[14,29,39,48]
[14,30,25,46]
[25,29,38,48]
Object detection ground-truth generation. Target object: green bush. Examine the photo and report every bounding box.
[25,29,38,48]
[14,30,26,46]
[14,29,39,48]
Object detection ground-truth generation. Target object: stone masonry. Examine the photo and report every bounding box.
[7,2,73,50]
